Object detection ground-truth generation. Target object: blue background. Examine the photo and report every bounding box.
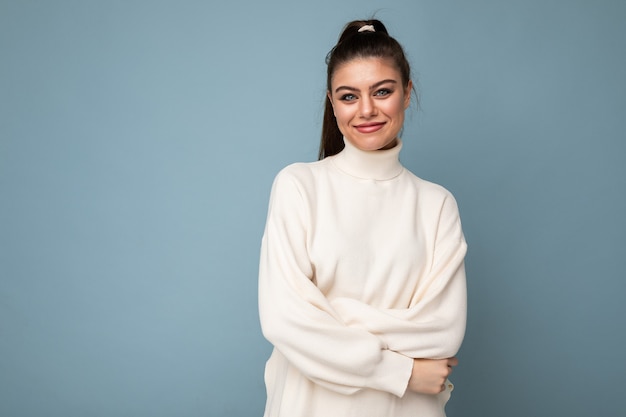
[1,1,624,416]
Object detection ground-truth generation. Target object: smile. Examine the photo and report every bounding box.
[354,122,386,134]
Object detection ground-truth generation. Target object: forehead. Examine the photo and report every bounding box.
[331,57,402,88]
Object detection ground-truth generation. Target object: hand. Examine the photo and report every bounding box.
[407,357,458,395]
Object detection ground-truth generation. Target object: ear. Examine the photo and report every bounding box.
[404,80,413,109]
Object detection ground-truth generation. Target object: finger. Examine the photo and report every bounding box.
[448,357,459,367]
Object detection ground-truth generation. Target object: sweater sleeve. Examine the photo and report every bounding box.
[329,193,468,359]
[258,169,413,397]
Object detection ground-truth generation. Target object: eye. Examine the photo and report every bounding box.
[339,93,357,102]
[374,88,393,97]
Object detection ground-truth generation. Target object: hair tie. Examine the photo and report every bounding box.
[358,25,375,33]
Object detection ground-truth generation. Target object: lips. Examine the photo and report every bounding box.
[355,122,386,134]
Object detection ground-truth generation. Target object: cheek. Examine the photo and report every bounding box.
[334,107,353,126]
[387,100,406,122]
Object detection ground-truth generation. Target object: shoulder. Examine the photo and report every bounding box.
[266,159,328,205]
[402,170,464,226]
[271,159,329,190]
[404,170,458,203]
[401,171,466,245]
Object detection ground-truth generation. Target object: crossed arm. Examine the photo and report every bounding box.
[259,172,467,397]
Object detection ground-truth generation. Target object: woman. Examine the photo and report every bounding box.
[258,19,467,417]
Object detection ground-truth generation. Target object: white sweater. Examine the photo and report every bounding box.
[258,139,467,417]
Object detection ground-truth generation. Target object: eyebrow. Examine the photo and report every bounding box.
[334,79,398,94]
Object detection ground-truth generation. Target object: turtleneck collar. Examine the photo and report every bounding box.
[331,137,404,180]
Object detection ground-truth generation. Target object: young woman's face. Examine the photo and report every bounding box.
[328,57,412,152]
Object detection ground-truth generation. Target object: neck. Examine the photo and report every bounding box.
[332,137,403,180]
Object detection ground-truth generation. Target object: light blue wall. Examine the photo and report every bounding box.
[1,1,624,416]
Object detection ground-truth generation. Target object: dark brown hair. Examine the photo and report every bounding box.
[319,19,413,159]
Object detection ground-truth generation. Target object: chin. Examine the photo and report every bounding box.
[348,135,396,152]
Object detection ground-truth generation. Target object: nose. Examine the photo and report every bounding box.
[359,96,377,118]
